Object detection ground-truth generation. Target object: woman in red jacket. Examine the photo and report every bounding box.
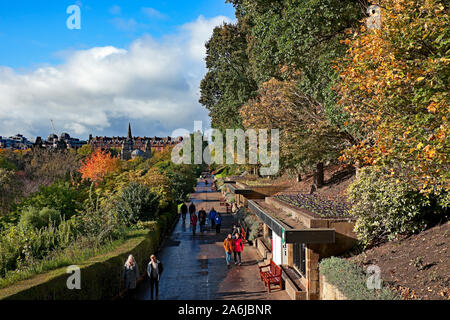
[190,213,198,236]
[233,233,244,266]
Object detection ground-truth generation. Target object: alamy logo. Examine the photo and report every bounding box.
[66,5,81,30]
[66,265,81,290]
[171,121,279,175]
[366,265,382,290]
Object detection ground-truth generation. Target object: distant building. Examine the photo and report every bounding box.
[89,123,183,161]
[0,134,33,149]
[35,132,87,150]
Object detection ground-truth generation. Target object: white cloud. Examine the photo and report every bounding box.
[141,7,167,20]
[0,16,233,140]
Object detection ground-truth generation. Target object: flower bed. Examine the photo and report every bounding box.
[274,193,351,218]
[242,180,273,187]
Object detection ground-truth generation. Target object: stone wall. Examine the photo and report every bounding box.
[319,274,348,300]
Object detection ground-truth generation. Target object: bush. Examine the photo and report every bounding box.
[19,207,61,230]
[235,207,262,241]
[116,182,159,224]
[348,166,448,246]
[16,181,86,220]
[320,257,398,300]
[0,211,178,300]
[0,219,74,277]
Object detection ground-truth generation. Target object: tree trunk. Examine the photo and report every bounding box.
[314,162,324,188]
[296,173,302,182]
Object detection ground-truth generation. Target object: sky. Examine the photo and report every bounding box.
[0,0,236,140]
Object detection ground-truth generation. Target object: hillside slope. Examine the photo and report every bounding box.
[350,222,449,300]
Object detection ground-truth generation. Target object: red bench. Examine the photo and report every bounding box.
[259,259,283,293]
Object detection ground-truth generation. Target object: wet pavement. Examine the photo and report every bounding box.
[136,179,289,300]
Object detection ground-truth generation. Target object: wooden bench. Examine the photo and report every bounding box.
[259,259,283,293]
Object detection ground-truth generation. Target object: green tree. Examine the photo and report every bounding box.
[200,22,257,131]
[116,182,160,224]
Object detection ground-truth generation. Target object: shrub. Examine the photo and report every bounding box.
[0,219,74,277]
[116,182,159,224]
[319,257,398,300]
[348,166,448,246]
[19,207,61,230]
[0,211,178,299]
[235,207,262,241]
[16,181,86,220]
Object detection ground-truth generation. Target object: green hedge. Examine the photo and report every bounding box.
[319,257,398,300]
[0,210,178,300]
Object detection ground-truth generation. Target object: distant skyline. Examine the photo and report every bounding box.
[0,1,236,139]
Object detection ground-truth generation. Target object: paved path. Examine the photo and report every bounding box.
[136,178,289,300]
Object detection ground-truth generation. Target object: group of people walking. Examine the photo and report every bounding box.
[122,175,246,300]
[223,224,244,267]
[180,202,222,235]
[122,254,163,300]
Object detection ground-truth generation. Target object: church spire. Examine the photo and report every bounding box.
[127,122,132,140]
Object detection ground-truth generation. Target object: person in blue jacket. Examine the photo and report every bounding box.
[209,207,217,229]
[214,212,222,234]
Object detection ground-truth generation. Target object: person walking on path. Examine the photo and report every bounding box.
[190,212,198,236]
[214,212,222,234]
[147,254,163,300]
[232,223,241,239]
[122,254,139,299]
[198,208,207,233]
[188,202,196,217]
[180,203,188,222]
[233,233,244,266]
[209,208,217,229]
[223,234,235,268]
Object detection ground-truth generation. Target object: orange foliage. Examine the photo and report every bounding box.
[79,149,120,183]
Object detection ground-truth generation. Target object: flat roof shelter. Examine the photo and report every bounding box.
[223,178,357,300]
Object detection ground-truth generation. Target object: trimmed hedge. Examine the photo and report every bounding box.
[319,257,398,300]
[0,210,178,300]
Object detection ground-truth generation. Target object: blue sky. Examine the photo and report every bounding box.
[0,1,235,139]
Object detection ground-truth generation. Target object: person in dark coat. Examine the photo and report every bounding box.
[188,202,196,217]
[232,223,241,239]
[122,254,139,299]
[198,208,207,233]
[147,254,163,300]
[180,203,188,221]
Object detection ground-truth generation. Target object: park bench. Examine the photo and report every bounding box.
[259,259,283,293]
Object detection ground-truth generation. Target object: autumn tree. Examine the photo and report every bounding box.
[79,149,120,184]
[337,0,449,199]
[240,78,352,182]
